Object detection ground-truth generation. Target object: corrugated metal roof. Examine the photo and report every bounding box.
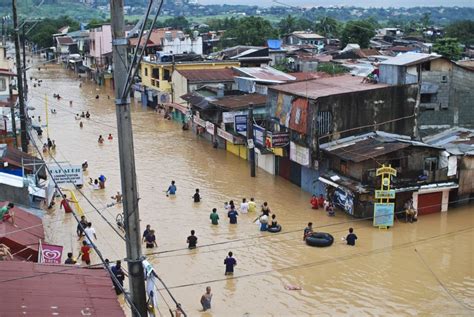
[0,144,46,178]
[56,36,74,45]
[0,261,125,317]
[212,93,267,110]
[423,127,474,155]
[177,68,235,83]
[291,31,325,39]
[321,131,439,163]
[269,75,388,100]
[234,66,295,83]
[0,201,44,261]
[379,53,440,66]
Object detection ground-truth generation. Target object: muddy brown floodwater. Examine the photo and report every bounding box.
[28,64,473,316]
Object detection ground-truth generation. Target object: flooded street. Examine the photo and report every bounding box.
[29,65,473,316]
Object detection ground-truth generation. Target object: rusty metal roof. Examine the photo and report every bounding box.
[211,93,267,110]
[0,144,46,178]
[0,261,125,317]
[321,131,439,163]
[56,36,74,45]
[177,68,235,83]
[0,201,44,261]
[233,66,295,83]
[269,75,388,100]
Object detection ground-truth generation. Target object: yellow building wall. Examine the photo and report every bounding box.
[141,61,240,92]
[226,143,248,160]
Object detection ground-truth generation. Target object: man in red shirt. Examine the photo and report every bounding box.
[78,240,91,265]
[60,195,73,213]
[310,195,318,209]
[318,194,325,209]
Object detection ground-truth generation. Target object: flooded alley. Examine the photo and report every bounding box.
[28,65,473,316]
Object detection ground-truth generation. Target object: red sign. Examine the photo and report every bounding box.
[39,243,63,264]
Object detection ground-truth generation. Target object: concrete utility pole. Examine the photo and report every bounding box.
[22,24,28,101]
[110,0,147,316]
[248,103,256,177]
[12,0,28,152]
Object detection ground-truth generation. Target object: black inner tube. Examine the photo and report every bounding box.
[306,232,334,247]
[267,224,282,233]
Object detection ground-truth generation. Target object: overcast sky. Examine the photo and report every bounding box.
[198,0,474,7]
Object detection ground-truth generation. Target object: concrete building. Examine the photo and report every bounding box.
[379,53,474,136]
[284,31,325,48]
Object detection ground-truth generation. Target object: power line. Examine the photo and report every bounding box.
[27,129,143,317]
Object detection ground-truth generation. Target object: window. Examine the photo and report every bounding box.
[0,78,6,92]
[317,111,332,135]
[144,67,148,77]
[441,75,447,83]
[421,62,431,71]
[295,108,301,124]
[424,157,438,172]
[163,69,171,81]
[152,68,159,79]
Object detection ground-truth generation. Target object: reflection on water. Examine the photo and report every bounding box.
[29,65,473,316]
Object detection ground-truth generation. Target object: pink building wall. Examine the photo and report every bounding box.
[89,24,112,63]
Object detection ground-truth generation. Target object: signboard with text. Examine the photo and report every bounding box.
[234,115,247,136]
[193,116,206,127]
[269,132,289,148]
[253,124,265,146]
[289,141,310,167]
[39,243,63,264]
[217,128,234,143]
[373,203,395,227]
[375,190,396,199]
[49,164,83,186]
[205,121,215,135]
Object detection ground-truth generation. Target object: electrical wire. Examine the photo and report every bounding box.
[27,129,143,317]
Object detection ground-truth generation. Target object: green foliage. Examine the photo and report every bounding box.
[314,16,341,38]
[445,20,474,46]
[341,20,376,49]
[161,16,189,30]
[27,16,80,48]
[317,63,349,75]
[433,38,463,61]
[87,18,109,29]
[273,60,292,73]
[277,15,314,36]
[223,16,277,46]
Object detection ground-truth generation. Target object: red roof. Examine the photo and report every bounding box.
[56,36,74,45]
[0,68,16,76]
[269,75,389,100]
[0,201,45,261]
[212,93,267,110]
[0,261,125,316]
[288,72,336,81]
[177,68,235,83]
[129,28,180,47]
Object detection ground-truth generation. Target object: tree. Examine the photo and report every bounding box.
[314,16,341,38]
[27,16,80,48]
[224,17,277,46]
[163,16,189,30]
[341,20,376,48]
[278,15,297,35]
[433,38,462,61]
[445,20,474,46]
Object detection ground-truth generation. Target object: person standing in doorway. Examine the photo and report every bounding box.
[224,251,237,275]
[187,230,198,249]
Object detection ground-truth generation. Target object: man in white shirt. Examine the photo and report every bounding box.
[240,198,249,214]
[84,222,97,245]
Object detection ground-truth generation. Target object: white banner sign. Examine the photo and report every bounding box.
[217,128,234,143]
[206,121,215,135]
[290,141,310,167]
[49,164,84,185]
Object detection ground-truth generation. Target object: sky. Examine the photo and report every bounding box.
[198,0,474,7]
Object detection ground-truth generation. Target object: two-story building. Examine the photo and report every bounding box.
[319,131,457,218]
[378,53,474,136]
[284,31,325,50]
[139,59,240,108]
[265,74,418,195]
[85,24,113,85]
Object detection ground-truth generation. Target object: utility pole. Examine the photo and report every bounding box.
[110,0,147,316]
[247,103,256,177]
[22,24,28,101]
[12,0,28,152]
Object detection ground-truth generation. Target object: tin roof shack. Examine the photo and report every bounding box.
[0,261,125,316]
[319,132,456,218]
[233,65,296,95]
[424,128,474,201]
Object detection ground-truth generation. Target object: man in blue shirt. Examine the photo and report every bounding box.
[227,207,238,224]
[166,180,177,196]
[224,251,237,275]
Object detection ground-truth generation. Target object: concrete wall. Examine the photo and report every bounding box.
[171,71,188,104]
[89,24,112,60]
[162,37,203,55]
[255,150,275,175]
[0,184,30,206]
